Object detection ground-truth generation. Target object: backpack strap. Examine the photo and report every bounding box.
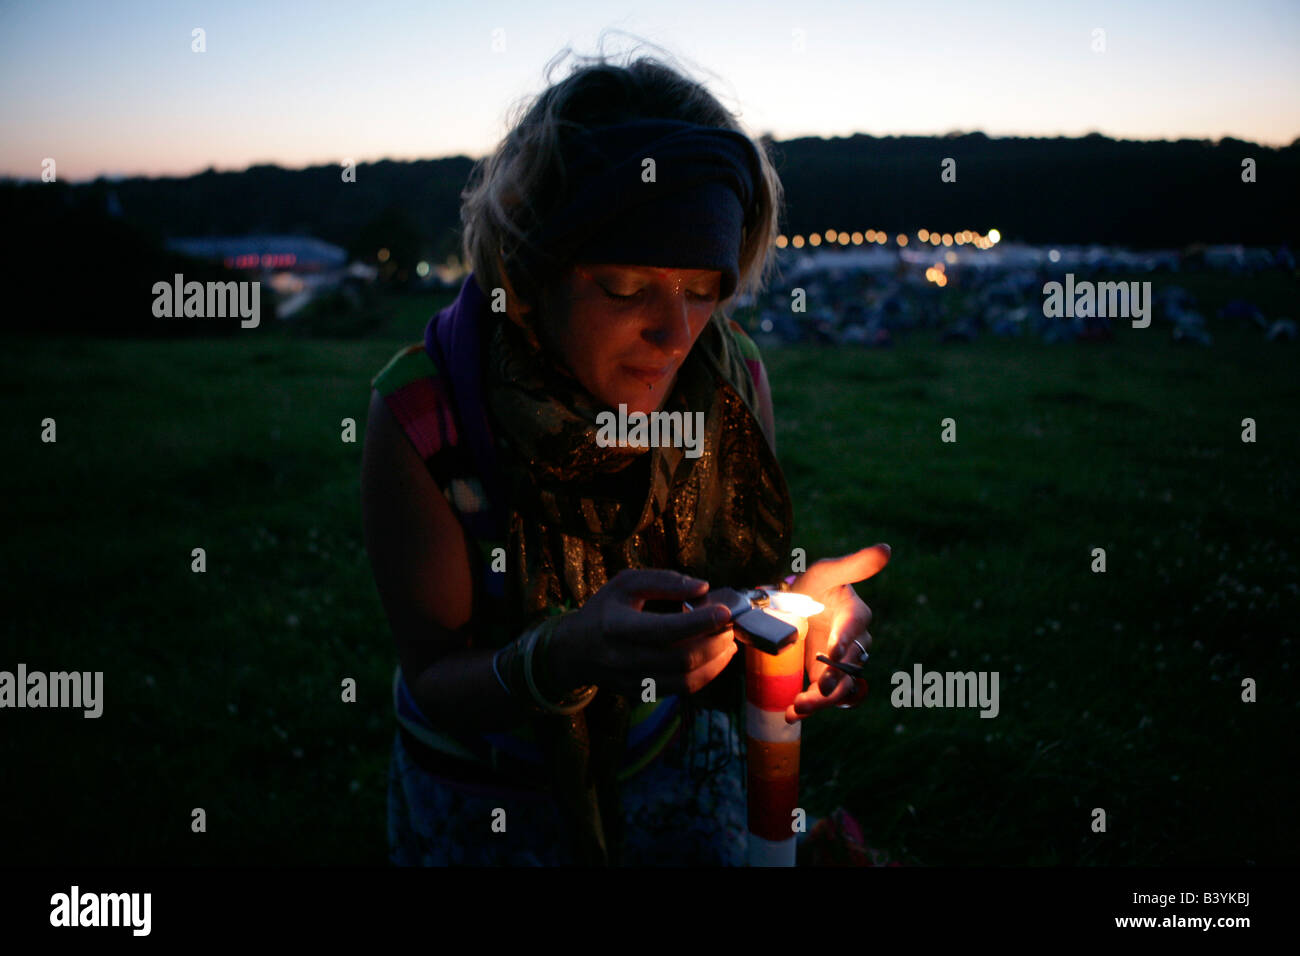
[370,343,459,460]
[370,343,504,603]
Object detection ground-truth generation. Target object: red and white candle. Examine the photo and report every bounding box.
[744,592,824,866]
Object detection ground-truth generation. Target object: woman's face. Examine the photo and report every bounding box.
[540,263,722,416]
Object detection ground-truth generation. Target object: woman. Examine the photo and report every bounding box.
[361,46,890,865]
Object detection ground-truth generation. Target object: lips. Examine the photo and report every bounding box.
[622,364,673,385]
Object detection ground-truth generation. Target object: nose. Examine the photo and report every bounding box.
[641,284,695,358]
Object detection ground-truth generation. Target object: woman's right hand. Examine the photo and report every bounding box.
[546,570,737,698]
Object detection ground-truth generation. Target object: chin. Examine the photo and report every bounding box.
[618,395,657,417]
[594,375,671,416]
[595,382,651,414]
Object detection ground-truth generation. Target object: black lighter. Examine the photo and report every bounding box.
[682,586,797,655]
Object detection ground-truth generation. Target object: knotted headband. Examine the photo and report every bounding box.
[510,118,764,302]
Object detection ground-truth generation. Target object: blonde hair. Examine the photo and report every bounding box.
[459,34,784,317]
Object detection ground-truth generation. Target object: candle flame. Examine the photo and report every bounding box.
[768,591,825,616]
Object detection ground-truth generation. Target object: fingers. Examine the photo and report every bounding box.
[817,637,868,694]
[816,597,872,683]
[818,651,855,695]
[799,543,892,594]
[828,543,891,586]
[657,638,739,697]
[824,600,871,651]
[831,628,872,661]
[841,678,870,707]
[791,625,872,721]
[603,624,736,680]
[787,673,864,722]
[614,569,710,604]
[609,629,739,697]
[616,602,731,645]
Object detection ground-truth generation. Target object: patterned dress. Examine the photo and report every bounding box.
[386,708,748,866]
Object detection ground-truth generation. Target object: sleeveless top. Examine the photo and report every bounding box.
[371,297,772,792]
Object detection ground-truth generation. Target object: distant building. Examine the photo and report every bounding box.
[165,235,348,273]
[164,235,357,319]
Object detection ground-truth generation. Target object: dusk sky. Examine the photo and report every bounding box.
[2,0,1297,182]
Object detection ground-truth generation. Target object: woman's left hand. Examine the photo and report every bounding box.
[785,543,891,723]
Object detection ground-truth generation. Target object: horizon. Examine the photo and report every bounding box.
[6,127,1296,187]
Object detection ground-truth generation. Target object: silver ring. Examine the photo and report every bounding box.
[852,638,869,662]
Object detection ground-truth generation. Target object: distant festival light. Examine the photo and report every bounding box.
[897,234,908,246]
[792,235,805,248]
[809,233,822,246]
[776,235,789,248]
[988,229,1002,244]
[918,228,930,242]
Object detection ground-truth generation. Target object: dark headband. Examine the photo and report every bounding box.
[512,118,763,301]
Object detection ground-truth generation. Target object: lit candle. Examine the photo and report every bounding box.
[744,592,824,866]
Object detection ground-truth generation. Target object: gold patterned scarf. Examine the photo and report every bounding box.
[479,290,794,864]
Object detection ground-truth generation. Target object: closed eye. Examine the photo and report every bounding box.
[600,286,716,304]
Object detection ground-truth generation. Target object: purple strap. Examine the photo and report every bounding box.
[423,275,507,538]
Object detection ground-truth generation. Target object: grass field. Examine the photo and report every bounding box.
[3,271,1297,865]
